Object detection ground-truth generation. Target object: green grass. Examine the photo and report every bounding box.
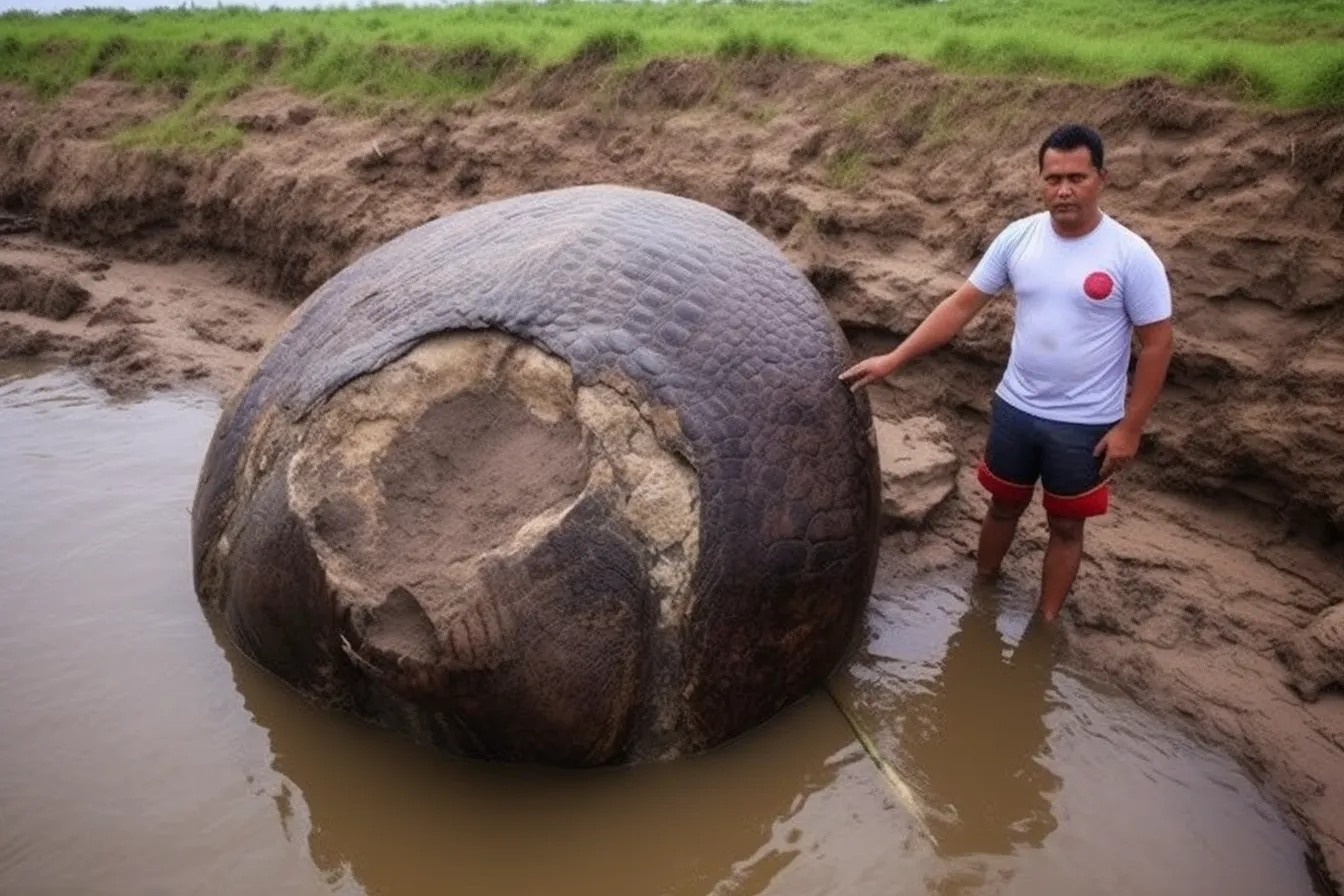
[112,110,245,153]
[0,0,1340,134]
[111,77,247,152]
[824,148,870,191]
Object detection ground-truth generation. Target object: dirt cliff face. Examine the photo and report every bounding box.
[1,58,1342,887]
[4,65,1341,537]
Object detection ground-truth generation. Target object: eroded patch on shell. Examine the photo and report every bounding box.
[283,330,700,685]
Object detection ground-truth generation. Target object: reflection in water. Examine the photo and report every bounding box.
[836,574,1323,896]
[902,593,1060,858]
[210,613,914,896]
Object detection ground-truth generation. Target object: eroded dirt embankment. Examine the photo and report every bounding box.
[2,58,1342,888]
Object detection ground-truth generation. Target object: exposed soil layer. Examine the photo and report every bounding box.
[0,261,90,319]
[1,61,1341,887]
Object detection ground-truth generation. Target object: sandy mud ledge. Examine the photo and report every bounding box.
[2,58,1341,888]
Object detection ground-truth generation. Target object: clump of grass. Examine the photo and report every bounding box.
[253,29,285,71]
[433,42,526,91]
[573,29,642,66]
[824,147,870,191]
[288,30,330,67]
[930,35,975,69]
[1300,56,1344,109]
[289,38,521,110]
[112,110,244,153]
[112,75,249,153]
[87,34,130,76]
[1192,55,1275,101]
[717,32,801,62]
[933,34,1089,79]
[0,35,84,98]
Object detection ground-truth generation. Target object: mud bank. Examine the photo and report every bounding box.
[2,59,1342,887]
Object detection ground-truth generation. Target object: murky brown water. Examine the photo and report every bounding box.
[0,360,1325,896]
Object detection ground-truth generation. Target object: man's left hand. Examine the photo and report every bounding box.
[1094,423,1142,480]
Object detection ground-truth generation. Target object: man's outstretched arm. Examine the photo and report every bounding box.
[839,281,995,391]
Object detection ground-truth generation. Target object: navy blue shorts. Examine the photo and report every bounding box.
[977,395,1116,518]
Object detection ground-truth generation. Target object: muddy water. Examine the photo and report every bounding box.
[0,361,1324,896]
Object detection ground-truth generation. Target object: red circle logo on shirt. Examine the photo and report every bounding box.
[1084,272,1114,300]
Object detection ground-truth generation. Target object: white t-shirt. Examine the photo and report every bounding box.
[968,211,1172,425]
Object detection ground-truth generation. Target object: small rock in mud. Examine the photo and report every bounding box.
[1276,601,1344,702]
[75,257,112,274]
[287,105,317,126]
[420,135,459,172]
[349,141,401,170]
[746,186,806,236]
[455,159,485,196]
[189,315,263,353]
[0,321,60,357]
[70,326,162,397]
[234,113,284,133]
[0,263,91,321]
[790,128,827,165]
[873,415,959,528]
[87,297,152,327]
[71,325,147,366]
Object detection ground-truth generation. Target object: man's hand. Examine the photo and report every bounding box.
[1097,317,1171,480]
[838,282,995,393]
[1094,423,1142,479]
[839,353,899,391]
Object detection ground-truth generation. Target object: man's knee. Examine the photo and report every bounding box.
[1046,514,1085,542]
[989,498,1030,521]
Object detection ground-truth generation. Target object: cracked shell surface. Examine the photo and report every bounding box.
[191,184,881,765]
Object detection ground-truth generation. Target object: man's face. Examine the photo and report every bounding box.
[1040,146,1105,231]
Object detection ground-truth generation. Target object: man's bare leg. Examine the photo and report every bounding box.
[1040,515,1085,620]
[976,498,1029,578]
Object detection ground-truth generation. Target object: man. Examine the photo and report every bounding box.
[840,124,1174,621]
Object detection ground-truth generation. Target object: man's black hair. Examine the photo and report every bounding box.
[1038,124,1105,171]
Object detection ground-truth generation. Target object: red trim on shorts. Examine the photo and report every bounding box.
[1043,481,1110,518]
[977,460,1034,503]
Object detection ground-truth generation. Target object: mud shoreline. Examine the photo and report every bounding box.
[2,60,1342,888]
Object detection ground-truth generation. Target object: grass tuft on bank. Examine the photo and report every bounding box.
[110,78,247,152]
[0,0,1340,126]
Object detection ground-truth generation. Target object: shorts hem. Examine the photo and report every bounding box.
[977,459,1035,503]
[1042,481,1111,518]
